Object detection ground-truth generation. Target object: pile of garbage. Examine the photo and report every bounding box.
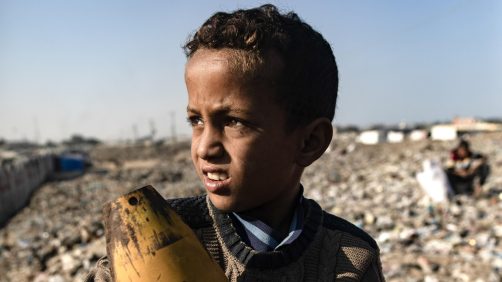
[0,132,501,281]
[303,132,502,281]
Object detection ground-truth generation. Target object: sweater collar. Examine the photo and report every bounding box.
[230,187,305,252]
[207,191,324,269]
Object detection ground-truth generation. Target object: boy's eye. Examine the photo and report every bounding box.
[187,116,203,127]
[225,118,244,128]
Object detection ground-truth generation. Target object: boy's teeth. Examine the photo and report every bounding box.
[207,172,228,181]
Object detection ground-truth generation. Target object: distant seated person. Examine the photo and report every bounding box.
[445,139,490,196]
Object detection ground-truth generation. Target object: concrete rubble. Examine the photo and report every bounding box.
[1,133,501,281]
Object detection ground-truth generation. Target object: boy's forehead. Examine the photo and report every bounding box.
[186,78,261,112]
[185,48,286,114]
[186,49,237,71]
[185,53,230,83]
[186,48,284,81]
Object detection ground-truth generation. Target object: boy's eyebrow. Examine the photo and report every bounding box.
[187,105,253,116]
[186,106,198,114]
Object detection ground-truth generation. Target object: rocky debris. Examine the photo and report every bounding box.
[303,132,502,281]
[1,133,502,281]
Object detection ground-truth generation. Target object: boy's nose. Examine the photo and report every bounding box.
[196,127,224,160]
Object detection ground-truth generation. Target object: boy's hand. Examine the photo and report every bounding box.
[454,168,470,177]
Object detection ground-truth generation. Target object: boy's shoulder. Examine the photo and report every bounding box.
[320,208,379,251]
[166,195,213,229]
[314,201,384,281]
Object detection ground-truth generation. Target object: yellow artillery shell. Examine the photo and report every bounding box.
[103,185,227,282]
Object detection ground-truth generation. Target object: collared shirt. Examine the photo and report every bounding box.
[231,193,304,252]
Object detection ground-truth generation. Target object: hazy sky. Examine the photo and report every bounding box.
[1,0,501,142]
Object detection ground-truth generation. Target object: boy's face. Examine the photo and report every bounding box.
[185,49,303,214]
[457,146,468,158]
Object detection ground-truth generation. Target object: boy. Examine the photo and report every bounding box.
[87,4,384,281]
[446,139,489,196]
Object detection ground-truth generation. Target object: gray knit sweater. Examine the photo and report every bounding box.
[85,195,385,281]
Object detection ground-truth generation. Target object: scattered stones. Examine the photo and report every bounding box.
[1,132,501,281]
[304,132,502,281]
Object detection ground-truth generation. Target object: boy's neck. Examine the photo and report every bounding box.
[238,184,302,237]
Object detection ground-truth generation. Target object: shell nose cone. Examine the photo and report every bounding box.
[103,185,228,282]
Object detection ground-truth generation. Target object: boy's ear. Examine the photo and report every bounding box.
[295,118,333,167]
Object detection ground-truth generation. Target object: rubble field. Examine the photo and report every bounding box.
[1,132,501,282]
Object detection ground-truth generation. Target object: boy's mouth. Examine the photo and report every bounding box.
[202,169,231,193]
[206,172,229,181]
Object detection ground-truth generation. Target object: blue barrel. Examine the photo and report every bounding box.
[58,155,85,172]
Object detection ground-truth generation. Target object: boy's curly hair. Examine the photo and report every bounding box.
[184,4,338,128]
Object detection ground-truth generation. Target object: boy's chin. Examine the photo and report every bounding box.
[207,194,241,213]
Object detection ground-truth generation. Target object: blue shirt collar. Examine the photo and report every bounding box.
[231,187,305,252]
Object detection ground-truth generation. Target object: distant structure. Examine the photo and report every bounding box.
[431,117,502,141]
[387,131,405,143]
[452,117,502,132]
[409,129,428,141]
[357,130,386,145]
[0,150,54,226]
[430,125,457,141]
[355,117,502,144]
